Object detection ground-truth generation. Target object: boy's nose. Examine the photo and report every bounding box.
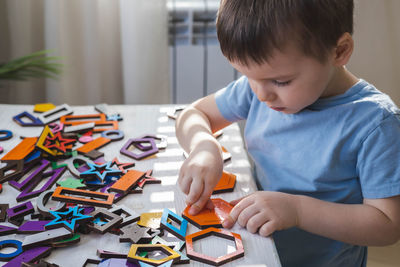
[257,88,277,102]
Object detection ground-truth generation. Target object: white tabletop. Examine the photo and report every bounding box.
[0,104,281,267]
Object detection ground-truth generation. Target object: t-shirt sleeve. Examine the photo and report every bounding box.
[214,76,254,122]
[357,114,400,199]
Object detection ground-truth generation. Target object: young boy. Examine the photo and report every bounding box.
[176,0,400,266]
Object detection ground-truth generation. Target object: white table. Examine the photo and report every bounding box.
[0,104,281,267]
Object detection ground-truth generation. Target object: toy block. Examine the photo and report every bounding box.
[43,132,76,153]
[9,159,51,191]
[166,106,186,120]
[34,103,56,113]
[127,244,180,265]
[185,227,244,266]
[0,239,23,260]
[95,103,120,118]
[84,149,104,160]
[48,122,64,134]
[0,130,13,141]
[52,187,115,208]
[1,137,37,161]
[51,233,80,248]
[182,198,233,229]
[80,162,122,182]
[151,236,185,252]
[60,113,106,125]
[108,205,140,227]
[111,157,135,173]
[64,122,95,133]
[0,225,17,236]
[37,190,66,218]
[66,155,94,178]
[120,138,159,160]
[76,137,111,154]
[22,227,73,249]
[18,220,51,234]
[81,258,101,267]
[160,209,188,241]
[57,177,86,189]
[97,249,127,259]
[138,212,163,229]
[213,171,236,194]
[13,111,43,127]
[0,160,24,183]
[17,167,66,202]
[221,146,232,162]
[137,170,161,188]
[109,169,145,194]
[91,121,119,133]
[97,258,133,267]
[120,223,152,244]
[88,208,123,234]
[36,126,63,157]
[136,134,168,150]
[78,135,93,144]
[37,104,73,124]
[101,129,124,141]
[45,206,92,232]
[22,259,59,267]
[4,246,52,267]
[7,201,35,220]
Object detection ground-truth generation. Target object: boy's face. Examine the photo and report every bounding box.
[230,43,340,114]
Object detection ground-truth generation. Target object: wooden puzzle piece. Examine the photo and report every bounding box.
[51,233,80,248]
[22,227,73,249]
[109,169,145,194]
[48,123,64,134]
[43,132,76,153]
[166,106,186,120]
[138,212,163,229]
[136,134,168,150]
[78,135,94,144]
[0,224,17,236]
[110,157,135,174]
[7,201,35,220]
[60,113,106,125]
[97,249,127,259]
[1,137,37,161]
[185,227,244,266]
[120,138,159,160]
[212,171,236,194]
[34,103,56,113]
[4,246,52,267]
[63,122,95,134]
[9,159,50,191]
[0,239,23,260]
[108,205,140,227]
[57,177,86,189]
[36,126,63,157]
[22,259,59,267]
[37,104,73,125]
[45,206,92,232]
[80,161,122,182]
[13,111,43,127]
[101,129,124,141]
[17,167,66,202]
[84,149,104,160]
[160,208,188,241]
[182,198,233,229]
[37,190,66,218]
[137,170,161,188]
[88,208,123,234]
[76,137,111,154]
[97,258,133,267]
[120,223,152,244]
[95,103,120,118]
[52,187,115,208]
[0,160,24,183]
[127,244,180,265]
[0,130,13,141]
[106,114,123,121]
[17,220,51,234]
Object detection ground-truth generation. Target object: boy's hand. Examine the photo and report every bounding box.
[222,191,299,237]
[178,141,223,215]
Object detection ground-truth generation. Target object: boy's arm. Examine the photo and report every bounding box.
[176,94,232,214]
[224,191,400,246]
[296,194,400,246]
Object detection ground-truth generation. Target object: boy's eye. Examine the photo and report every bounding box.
[272,80,291,87]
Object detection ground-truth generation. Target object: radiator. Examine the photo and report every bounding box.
[168,0,238,104]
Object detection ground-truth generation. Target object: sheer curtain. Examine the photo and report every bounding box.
[0,0,170,105]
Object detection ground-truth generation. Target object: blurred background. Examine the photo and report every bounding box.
[0,0,399,106]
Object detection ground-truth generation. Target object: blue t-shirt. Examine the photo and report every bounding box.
[215,77,400,267]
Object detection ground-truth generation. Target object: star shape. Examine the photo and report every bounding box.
[80,161,122,182]
[120,223,152,244]
[138,169,161,188]
[45,206,92,232]
[57,177,86,189]
[45,132,76,153]
[111,157,135,174]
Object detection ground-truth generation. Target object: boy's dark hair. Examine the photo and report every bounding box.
[217,0,354,65]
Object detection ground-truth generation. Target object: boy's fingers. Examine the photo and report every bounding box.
[190,185,214,215]
[186,177,203,206]
[259,221,275,237]
[223,197,252,228]
[205,199,214,209]
[230,196,245,206]
[178,174,192,195]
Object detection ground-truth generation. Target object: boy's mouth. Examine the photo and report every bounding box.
[270,106,286,112]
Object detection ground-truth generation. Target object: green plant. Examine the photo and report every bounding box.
[0,50,62,81]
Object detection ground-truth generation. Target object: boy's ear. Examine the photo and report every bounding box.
[332,32,354,66]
